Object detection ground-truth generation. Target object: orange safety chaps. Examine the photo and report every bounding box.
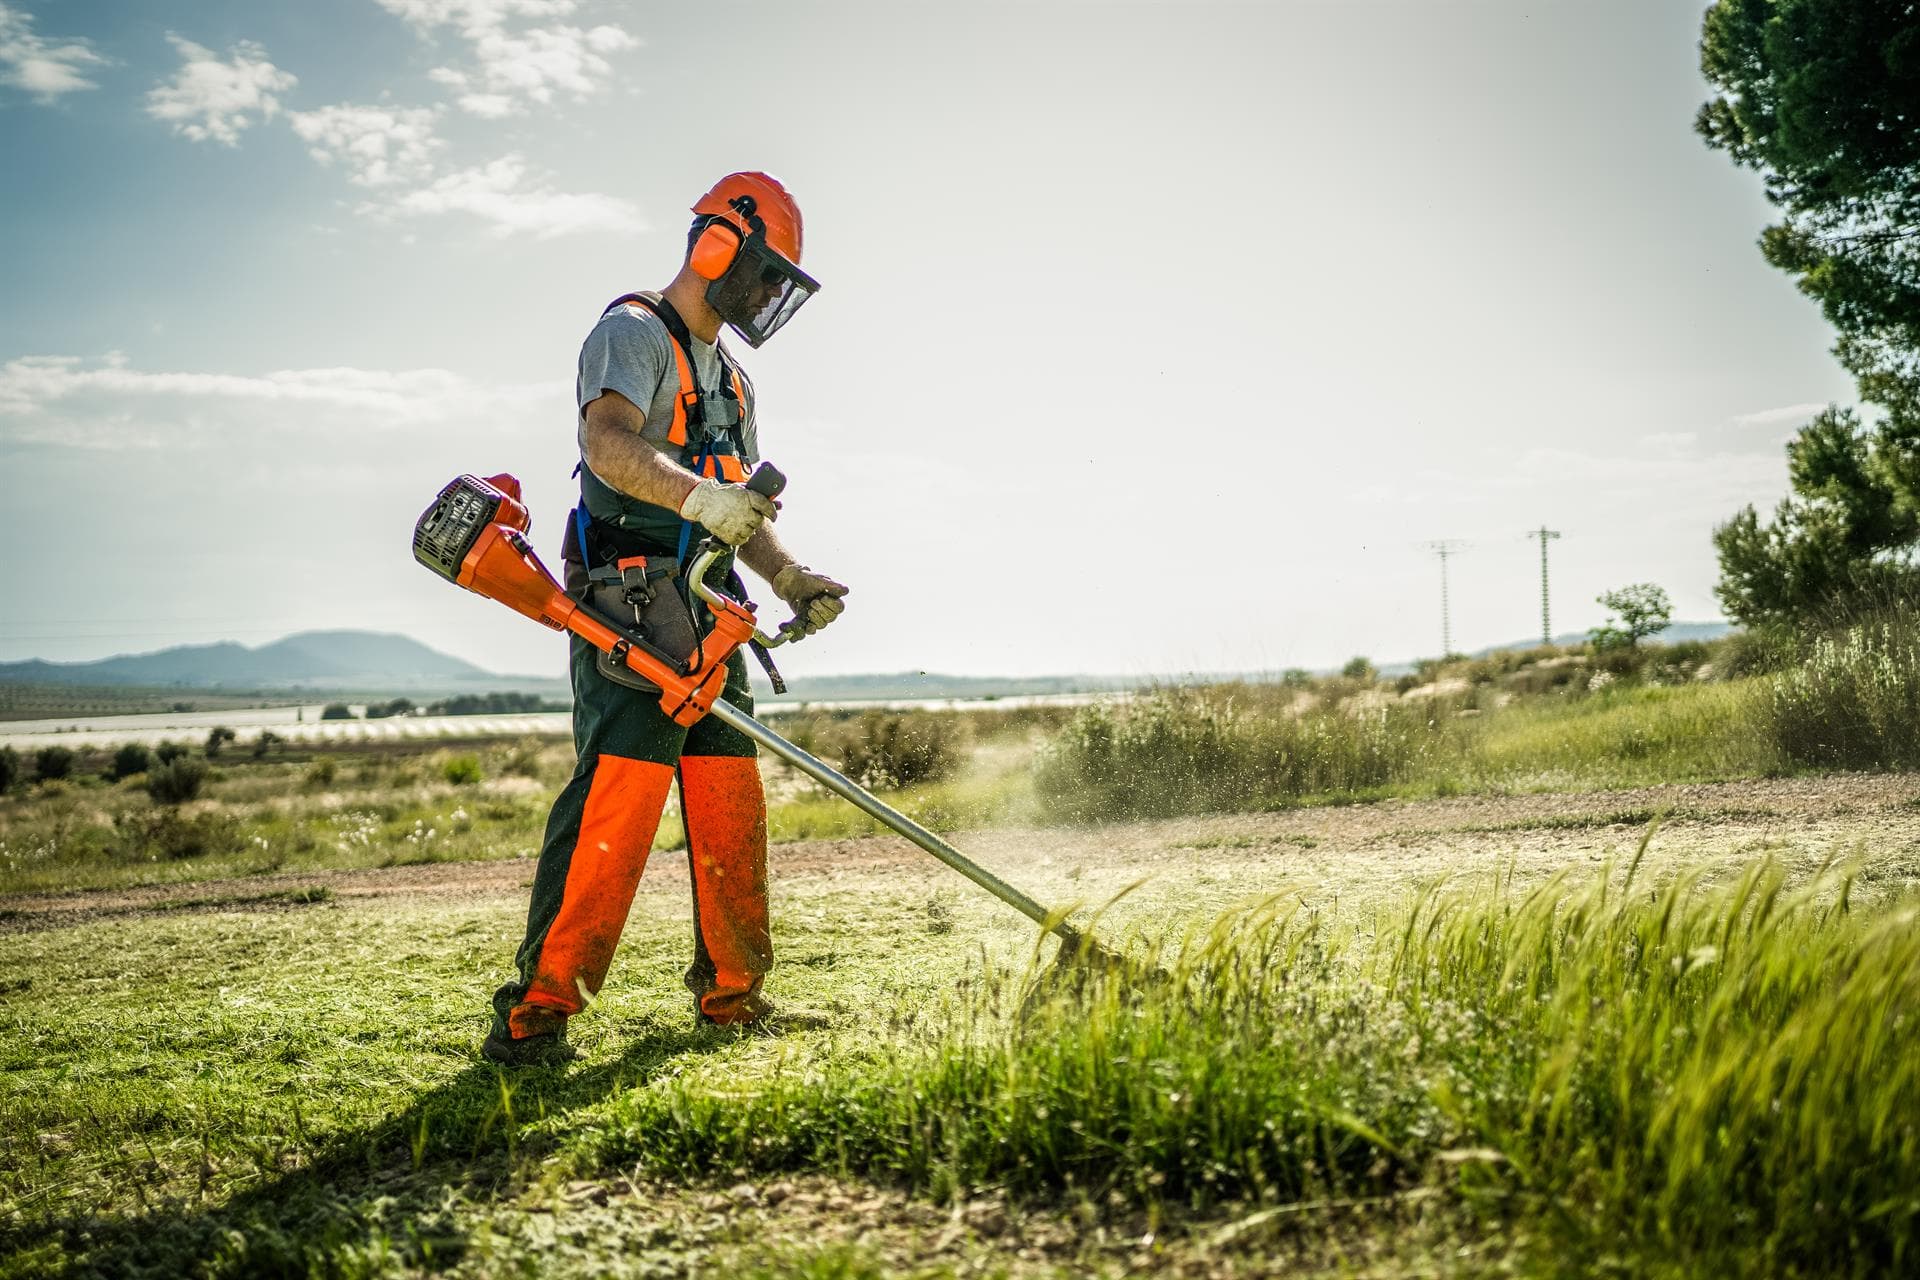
[497,753,772,1038]
[678,755,773,1024]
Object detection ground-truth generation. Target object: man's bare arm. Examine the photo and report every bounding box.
[738,522,800,586]
[581,389,776,548]
[580,390,700,510]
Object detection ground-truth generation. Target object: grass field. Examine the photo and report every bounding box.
[6,634,1920,1276]
[4,809,1915,1278]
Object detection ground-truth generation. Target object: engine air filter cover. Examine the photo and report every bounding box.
[414,475,510,583]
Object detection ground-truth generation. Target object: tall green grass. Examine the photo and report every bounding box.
[1030,603,1920,824]
[1034,685,1466,819]
[1766,616,1920,769]
[1472,679,1777,786]
[1034,681,1779,821]
[589,854,1918,1274]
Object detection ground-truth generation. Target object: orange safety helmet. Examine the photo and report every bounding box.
[687,171,819,348]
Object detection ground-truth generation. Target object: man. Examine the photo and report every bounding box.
[484,172,847,1067]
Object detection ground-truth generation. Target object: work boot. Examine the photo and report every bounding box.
[481,1029,576,1068]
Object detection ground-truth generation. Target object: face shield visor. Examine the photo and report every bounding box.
[705,230,819,348]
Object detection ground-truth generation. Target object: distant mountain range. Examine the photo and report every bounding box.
[1469,620,1731,659]
[766,671,1137,703]
[0,631,531,694]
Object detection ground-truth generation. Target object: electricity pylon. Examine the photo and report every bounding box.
[1427,540,1468,656]
[1527,526,1562,646]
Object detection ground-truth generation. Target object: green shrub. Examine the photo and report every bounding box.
[145,757,209,805]
[1592,582,1672,650]
[1035,686,1454,821]
[304,758,337,789]
[204,726,237,758]
[495,736,548,778]
[427,691,551,715]
[251,731,280,759]
[442,754,483,786]
[1716,623,1795,677]
[154,741,189,764]
[364,698,414,719]
[110,743,152,780]
[320,703,356,721]
[1341,656,1377,681]
[121,807,239,860]
[1766,615,1920,768]
[836,712,965,790]
[33,746,75,782]
[1498,656,1587,697]
[0,745,18,793]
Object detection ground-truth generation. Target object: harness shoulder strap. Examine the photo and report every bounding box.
[603,293,699,446]
[600,291,649,319]
[709,338,749,457]
[606,291,694,349]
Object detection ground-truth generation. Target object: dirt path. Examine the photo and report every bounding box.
[7,771,1919,934]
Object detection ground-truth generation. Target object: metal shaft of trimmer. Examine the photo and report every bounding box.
[705,698,1085,948]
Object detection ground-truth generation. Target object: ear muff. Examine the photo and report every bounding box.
[689,220,742,281]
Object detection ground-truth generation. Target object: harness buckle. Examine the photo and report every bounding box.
[616,557,655,622]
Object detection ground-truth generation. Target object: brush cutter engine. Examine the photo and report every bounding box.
[414,474,533,585]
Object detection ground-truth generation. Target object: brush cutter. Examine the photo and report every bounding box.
[412,466,1125,968]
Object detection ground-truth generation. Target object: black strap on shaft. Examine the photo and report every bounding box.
[748,639,786,696]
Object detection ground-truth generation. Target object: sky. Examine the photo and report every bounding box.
[0,0,1861,681]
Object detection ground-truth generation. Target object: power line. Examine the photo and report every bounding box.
[1426,540,1468,657]
[1527,526,1562,646]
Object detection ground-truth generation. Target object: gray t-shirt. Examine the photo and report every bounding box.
[575,301,759,469]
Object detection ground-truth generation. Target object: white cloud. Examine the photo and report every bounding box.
[455,22,636,112]
[0,353,564,448]
[0,2,108,100]
[378,0,577,24]
[146,35,296,146]
[289,103,442,187]
[374,0,636,117]
[384,155,643,239]
[1730,402,1828,428]
[138,15,639,240]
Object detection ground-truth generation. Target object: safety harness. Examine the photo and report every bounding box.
[565,292,785,692]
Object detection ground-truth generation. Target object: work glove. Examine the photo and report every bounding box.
[772,565,849,635]
[679,478,777,546]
